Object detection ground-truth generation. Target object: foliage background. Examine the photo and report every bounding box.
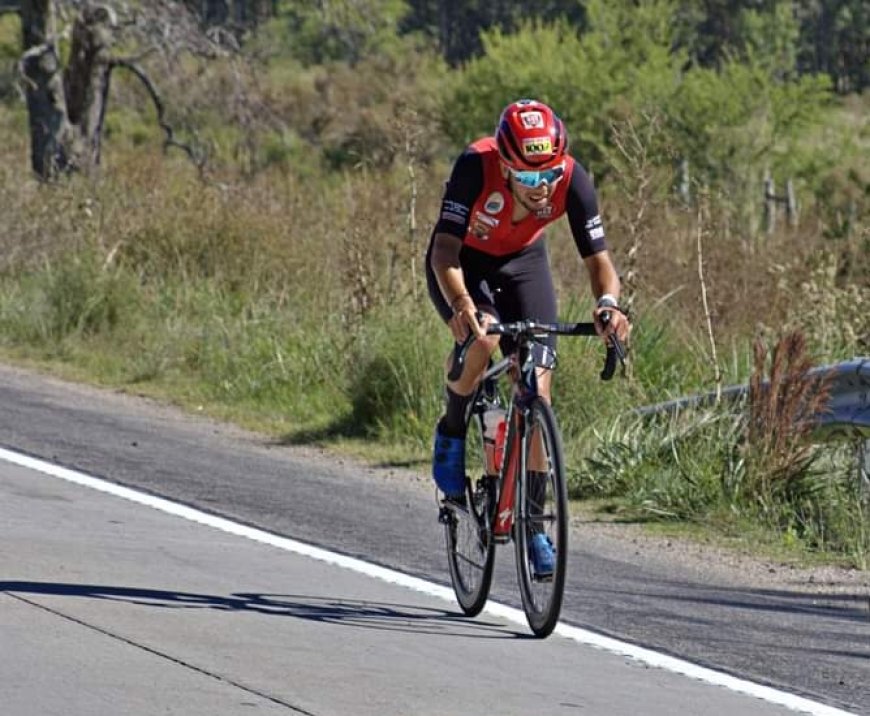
[0,0,867,565]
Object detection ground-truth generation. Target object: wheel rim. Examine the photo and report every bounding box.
[445,478,495,613]
[515,401,567,636]
[445,413,495,615]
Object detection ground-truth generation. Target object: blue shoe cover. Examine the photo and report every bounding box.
[432,427,465,498]
[530,533,555,576]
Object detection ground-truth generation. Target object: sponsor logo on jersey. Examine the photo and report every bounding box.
[470,211,499,239]
[440,199,469,225]
[585,214,605,240]
[519,111,544,129]
[534,205,554,219]
[522,137,552,156]
[483,191,505,215]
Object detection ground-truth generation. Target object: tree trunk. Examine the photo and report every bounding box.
[64,5,115,169]
[202,0,229,25]
[19,1,116,179]
[20,0,73,177]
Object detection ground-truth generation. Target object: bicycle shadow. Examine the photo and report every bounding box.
[1,581,526,639]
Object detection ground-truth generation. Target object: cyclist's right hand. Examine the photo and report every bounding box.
[449,295,486,343]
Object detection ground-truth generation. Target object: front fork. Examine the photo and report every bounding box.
[493,406,526,541]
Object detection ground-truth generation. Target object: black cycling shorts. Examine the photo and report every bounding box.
[425,238,558,354]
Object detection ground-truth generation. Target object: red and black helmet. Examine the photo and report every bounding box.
[495,99,568,171]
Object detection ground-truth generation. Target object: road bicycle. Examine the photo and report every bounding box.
[438,316,625,638]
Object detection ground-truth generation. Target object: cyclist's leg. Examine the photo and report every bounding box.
[495,242,558,554]
[427,247,500,432]
[494,240,558,471]
[426,244,500,496]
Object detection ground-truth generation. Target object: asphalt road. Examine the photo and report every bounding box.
[0,364,868,715]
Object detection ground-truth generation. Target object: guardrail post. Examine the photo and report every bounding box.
[860,438,870,497]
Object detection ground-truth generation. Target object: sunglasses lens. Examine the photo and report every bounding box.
[517,172,542,187]
[511,166,564,188]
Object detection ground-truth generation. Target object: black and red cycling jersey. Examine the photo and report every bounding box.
[432,136,607,258]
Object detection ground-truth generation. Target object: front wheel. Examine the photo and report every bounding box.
[514,398,568,638]
[444,414,496,616]
[444,476,496,615]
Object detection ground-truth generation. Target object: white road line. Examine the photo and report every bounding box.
[0,446,856,716]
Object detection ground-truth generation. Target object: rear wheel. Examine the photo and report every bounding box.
[514,398,568,637]
[444,412,496,616]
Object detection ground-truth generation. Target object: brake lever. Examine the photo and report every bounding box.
[447,311,487,382]
[447,334,474,382]
[598,311,627,381]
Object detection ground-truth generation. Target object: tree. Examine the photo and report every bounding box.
[794,0,869,93]
[282,0,410,66]
[184,0,277,28]
[674,0,868,93]
[400,0,587,65]
[17,1,216,180]
[19,0,78,176]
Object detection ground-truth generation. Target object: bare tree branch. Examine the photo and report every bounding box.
[110,58,208,174]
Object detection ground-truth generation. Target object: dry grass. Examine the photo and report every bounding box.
[745,331,833,508]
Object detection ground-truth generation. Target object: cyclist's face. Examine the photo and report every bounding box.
[510,174,554,210]
[503,162,562,211]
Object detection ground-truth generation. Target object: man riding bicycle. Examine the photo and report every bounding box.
[425,99,631,572]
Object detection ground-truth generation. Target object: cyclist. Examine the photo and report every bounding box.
[425,99,630,573]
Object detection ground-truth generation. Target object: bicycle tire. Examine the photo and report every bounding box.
[514,397,568,637]
[444,412,497,616]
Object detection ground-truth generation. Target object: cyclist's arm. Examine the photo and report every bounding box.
[583,251,621,303]
[565,161,630,341]
[565,160,608,261]
[585,250,630,341]
[565,162,619,301]
[430,232,469,312]
[430,148,486,338]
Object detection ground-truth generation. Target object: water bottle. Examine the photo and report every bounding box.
[482,406,507,475]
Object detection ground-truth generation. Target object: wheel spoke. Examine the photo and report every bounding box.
[515,398,568,637]
[444,410,496,617]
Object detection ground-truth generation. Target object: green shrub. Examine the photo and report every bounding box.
[572,408,742,518]
[347,306,446,443]
[0,252,140,345]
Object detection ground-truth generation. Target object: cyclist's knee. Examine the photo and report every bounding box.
[471,333,500,357]
[446,340,494,392]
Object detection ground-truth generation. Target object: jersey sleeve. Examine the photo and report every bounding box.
[565,162,608,258]
[433,148,485,240]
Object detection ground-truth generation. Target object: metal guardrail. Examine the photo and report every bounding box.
[635,358,870,489]
[635,358,870,431]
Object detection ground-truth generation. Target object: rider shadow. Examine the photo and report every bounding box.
[271,424,429,471]
[273,354,429,454]
[1,581,525,639]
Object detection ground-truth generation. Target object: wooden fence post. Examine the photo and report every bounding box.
[786,179,798,227]
[763,172,798,233]
[764,170,776,234]
[679,158,691,205]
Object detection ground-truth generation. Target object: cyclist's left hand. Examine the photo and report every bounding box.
[593,305,631,345]
[449,295,487,343]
